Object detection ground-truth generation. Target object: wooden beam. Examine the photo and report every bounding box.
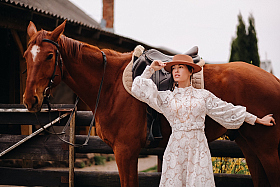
[0,134,69,161]
[10,29,24,56]
[69,110,75,187]
[209,140,244,158]
[75,136,245,158]
[0,168,253,187]
[0,104,74,125]
[0,167,69,187]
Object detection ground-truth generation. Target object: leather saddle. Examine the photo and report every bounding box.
[132,46,201,148]
[132,46,200,90]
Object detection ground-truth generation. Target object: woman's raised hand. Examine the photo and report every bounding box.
[150,60,167,71]
[256,114,276,126]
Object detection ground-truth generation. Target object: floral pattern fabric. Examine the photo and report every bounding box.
[131,65,256,187]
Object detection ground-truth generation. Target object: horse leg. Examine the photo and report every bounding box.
[239,127,280,187]
[113,142,142,187]
[235,135,270,187]
[255,145,280,187]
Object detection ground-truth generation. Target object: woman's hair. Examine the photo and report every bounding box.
[169,64,194,91]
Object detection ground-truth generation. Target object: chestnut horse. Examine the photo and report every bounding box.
[23,21,280,187]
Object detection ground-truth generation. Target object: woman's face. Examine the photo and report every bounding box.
[172,64,192,84]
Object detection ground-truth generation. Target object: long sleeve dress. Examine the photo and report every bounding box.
[131,66,257,187]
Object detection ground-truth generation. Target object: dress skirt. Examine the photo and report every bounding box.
[159,129,215,187]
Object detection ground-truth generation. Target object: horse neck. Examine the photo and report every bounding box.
[57,36,133,111]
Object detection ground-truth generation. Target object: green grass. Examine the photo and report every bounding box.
[140,165,158,172]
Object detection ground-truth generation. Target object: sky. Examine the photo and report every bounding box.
[69,0,280,78]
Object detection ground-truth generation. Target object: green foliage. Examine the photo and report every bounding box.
[212,157,250,175]
[229,13,260,67]
[94,155,106,165]
[212,136,250,175]
[140,165,158,172]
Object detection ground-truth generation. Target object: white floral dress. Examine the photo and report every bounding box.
[131,66,257,187]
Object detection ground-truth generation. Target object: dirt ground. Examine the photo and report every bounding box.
[0,156,158,187]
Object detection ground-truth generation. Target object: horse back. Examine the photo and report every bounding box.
[203,62,280,117]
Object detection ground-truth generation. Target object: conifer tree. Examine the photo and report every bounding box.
[229,13,260,67]
[247,14,260,66]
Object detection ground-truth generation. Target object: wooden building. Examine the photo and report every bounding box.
[0,0,174,135]
[0,0,174,105]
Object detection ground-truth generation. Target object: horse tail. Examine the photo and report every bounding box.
[278,140,280,160]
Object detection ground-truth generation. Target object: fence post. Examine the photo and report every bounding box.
[69,110,75,187]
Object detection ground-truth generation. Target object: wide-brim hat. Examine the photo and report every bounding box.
[164,54,202,73]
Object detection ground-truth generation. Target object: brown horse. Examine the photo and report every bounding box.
[23,21,280,187]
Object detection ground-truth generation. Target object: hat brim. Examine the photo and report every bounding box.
[164,60,202,73]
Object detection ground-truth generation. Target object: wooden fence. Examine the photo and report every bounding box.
[0,104,253,187]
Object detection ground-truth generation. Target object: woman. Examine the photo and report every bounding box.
[131,54,275,187]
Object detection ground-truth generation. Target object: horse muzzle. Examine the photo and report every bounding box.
[23,93,43,113]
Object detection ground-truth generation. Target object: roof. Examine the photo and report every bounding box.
[1,0,101,29]
[0,0,176,55]
[260,60,274,74]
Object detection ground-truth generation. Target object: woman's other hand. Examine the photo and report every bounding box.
[255,114,276,126]
[150,60,167,71]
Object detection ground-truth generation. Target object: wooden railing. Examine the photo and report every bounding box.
[0,104,253,187]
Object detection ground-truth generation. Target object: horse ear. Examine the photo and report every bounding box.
[27,21,37,38]
[51,20,67,41]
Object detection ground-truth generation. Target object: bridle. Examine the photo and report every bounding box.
[35,38,107,147]
[42,38,63,110]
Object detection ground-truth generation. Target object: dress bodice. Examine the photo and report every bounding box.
[131,65,256,131]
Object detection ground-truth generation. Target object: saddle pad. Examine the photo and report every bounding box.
[122,47,205,96]
[123,59,135,96]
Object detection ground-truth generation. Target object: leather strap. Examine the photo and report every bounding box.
[57,51,107,147]
[42,39,63,111]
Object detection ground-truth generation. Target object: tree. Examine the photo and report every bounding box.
[229,13,260,67]
[247,14,260,67]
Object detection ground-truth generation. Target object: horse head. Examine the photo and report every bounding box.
[23,21,66,112]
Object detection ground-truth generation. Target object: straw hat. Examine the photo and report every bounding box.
[164,54,202,73]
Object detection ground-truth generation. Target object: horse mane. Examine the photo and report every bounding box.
[102,48,133,61]
[28,29,48,46]
[59,35,84,59]
[29,29,133,66]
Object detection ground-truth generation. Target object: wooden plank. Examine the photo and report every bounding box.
[21,125,32,135]
[69,111,75,187]
[0,168,253,187]
[215,173,253,187]
[0,167,68,187]
[209,140,244,158]
[0,134,243,159]
[75,136,245,158]
[0,106,93,127]
[75,135,113,154]
[76,111,94,126]
[75,171,161,187]
[75,171,253,187]
[0,104,75,109]
[0,113,68,158]
[0,111,70,126]
[0,134,69,161]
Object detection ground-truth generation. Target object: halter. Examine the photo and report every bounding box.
[42,38,63,110]
[39,38,108,146]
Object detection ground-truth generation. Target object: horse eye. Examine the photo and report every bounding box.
[47,54,53,60]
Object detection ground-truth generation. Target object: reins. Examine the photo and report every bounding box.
[35,39,107,147]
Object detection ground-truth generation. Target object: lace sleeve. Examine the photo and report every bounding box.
[205,90,257,129]
[131,66,163,113]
